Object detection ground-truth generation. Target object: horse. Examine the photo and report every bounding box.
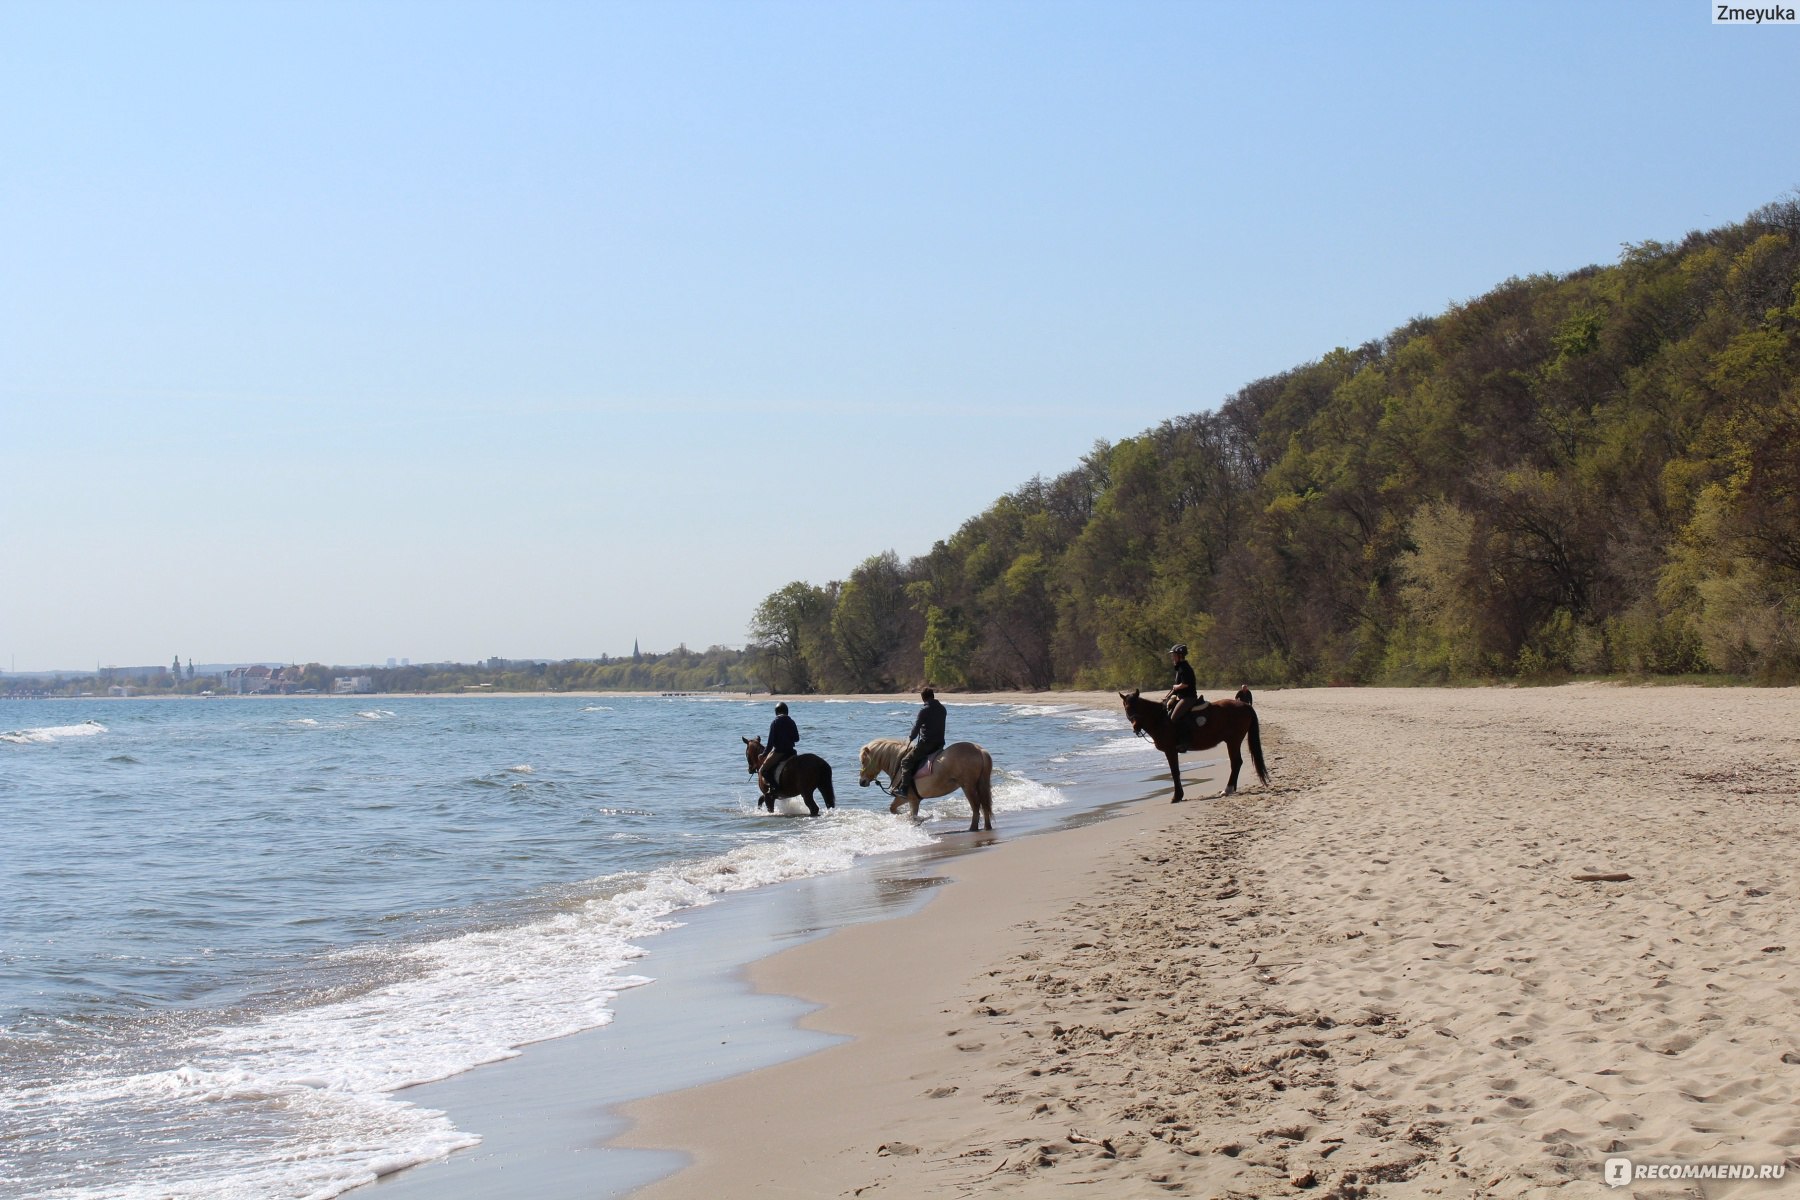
[1119,685,1268,803]
[741,736,836,816]
[857,737,995,832]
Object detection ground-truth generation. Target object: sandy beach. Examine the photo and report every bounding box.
[616,685,1800,1198]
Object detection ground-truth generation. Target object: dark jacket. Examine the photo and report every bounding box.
[907,698,946,748]
[1171,659,1197,695]
[767,714,800,754]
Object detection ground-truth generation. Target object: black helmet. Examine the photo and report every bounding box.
[774,702,788,714]
[1168,644,1188,655]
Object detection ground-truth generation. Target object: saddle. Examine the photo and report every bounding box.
[1171,700,1210,752]
[764,754,795,793]
[914,752,939,781]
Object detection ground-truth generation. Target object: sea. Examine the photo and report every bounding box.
[0,694,1143,1200]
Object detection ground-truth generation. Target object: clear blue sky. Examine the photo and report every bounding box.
[3,0,1794,672]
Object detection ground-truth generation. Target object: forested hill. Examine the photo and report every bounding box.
[750,197,1800,691]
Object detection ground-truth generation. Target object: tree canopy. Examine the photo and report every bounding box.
[747,197,1800,689]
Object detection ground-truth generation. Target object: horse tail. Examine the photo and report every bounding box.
[975,749,995,825]
[1246,705,1269,785]
[1236,684,1253,705]
[819,760,836,809]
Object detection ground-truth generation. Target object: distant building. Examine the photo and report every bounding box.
[333,676,375,695]
[227,666,274,694]
[226,665,305,695]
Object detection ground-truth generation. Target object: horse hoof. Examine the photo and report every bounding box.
[1171,796,1185,804]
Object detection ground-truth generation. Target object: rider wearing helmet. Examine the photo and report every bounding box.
[1164,644,1202,734]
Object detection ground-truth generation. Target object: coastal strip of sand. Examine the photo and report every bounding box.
[619,685,1800,1198]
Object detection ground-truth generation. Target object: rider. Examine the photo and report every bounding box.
[893,686,946,803]
[758,702,800,797]
[1164,644,1204,737]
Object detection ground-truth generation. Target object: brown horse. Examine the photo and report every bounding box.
[857,738,995,832]
[741,736,836,816]
[1120,685,1268,803]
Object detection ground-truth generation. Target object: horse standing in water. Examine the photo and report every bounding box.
[857,738,996,832]
[741,736,836,816]
[1120,685,1268,803]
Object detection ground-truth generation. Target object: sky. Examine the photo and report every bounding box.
[2,0,1796,673]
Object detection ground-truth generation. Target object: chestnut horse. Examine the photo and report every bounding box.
[857,738,995,832]
[1120,685,1268,803]
[741,736,836,816]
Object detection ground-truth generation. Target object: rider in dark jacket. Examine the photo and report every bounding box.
[894,687,946,802]
[1164,644,1203,735]
[758,702,800,796]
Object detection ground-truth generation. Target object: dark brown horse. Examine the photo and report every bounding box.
[1119,685,1268,803]
[741,736,836,816]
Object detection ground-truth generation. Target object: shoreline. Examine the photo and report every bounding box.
[361,689,1146,1198]
[618,685,1800,1197]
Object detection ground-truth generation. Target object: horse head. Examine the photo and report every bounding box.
[857,742,879,787]
[1119,689,1151,738]
[742,735,764,774]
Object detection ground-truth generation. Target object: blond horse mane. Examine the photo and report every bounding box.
[858,737,910,779]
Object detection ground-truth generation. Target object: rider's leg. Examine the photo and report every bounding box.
[758,750,787,796]
[1168,697,1197,745]
[894,746,922,798]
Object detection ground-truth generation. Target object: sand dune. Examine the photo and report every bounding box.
[619,685,1800,1198]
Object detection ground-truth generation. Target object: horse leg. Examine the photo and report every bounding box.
[801,788,820,818]
[1223,736,1243,796]
[1167,748,1185,803]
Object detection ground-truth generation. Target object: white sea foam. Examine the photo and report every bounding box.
[913,771,1070,823]
[5,694,1115,1200]
[18,806,942,1200]
[356,710,396,720]
[0,720,107,745]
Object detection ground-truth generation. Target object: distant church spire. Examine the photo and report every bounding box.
[632,638,641,662]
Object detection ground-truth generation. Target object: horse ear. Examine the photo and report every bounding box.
[742,736,750,744]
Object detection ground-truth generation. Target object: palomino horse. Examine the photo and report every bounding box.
[857,738,996,832]
[741,736,836,816]
[1119,685,1268,803]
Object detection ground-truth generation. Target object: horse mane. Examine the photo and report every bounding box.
[860,737,909,770]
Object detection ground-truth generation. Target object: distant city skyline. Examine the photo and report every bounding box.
[5,1,1796,673]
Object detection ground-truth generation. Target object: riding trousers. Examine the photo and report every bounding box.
[896,739,943,794]
[759,747,795,793]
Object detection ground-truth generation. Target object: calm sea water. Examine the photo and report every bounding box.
[0,694,1136,1200]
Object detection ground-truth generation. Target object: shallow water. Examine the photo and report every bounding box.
[0,694,1137,1200]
